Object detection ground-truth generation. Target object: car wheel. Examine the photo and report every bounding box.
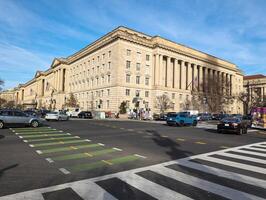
[180,120,184,126]
[0,121,4,129]
[31,120,39,128]
[217,129,222,134]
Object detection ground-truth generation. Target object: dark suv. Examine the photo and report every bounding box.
[217,117,248,135]
[0,110,43,129]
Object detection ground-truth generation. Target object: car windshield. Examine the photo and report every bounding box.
[222,117,240,123]
[49,112,58,114]
[168,114,177,117]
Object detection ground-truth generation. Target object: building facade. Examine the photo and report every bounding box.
[0,26,244,113]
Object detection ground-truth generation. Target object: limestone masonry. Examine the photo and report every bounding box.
[0,26,244,113]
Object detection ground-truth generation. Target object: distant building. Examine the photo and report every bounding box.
[243,74,266,103]
[0,26,244,113]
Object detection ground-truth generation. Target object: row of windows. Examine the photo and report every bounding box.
[126,61,150,73]
[70,51,112,74]
[79,100,110,109]
[125,75,150,85]
[74,89,111,100]
[70,62,111,78]
[126,49,150,61]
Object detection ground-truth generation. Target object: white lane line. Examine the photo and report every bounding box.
[134,154,147,159]
[127,129,134,131]
[46,158,54,163]
[59,168,70,175]
[59,131,63,132]
[176,159,266,189]
[67,133,71,135]
[199,155,266,174]
[151,166,264,200]
[19,136,23,139]
[23,140,28,143]
[75,136,80,138]
[231,149,266,157]
[218,152,266,164]
[98,143,105,146]
[118,173,192,200]
[29,144,34,148]
[85,139,91,142]
[113,147,122,151]
[36,150,43,154]
[244,146,266,152]
[15,133,18,135]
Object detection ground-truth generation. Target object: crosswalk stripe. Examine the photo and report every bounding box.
[151,166,265,200]
[218,152,266,164]
[231,149,266,157]
[176,159,266,189]
[244,146,266,152]
[117,173,193,200]
[198,155,266,174]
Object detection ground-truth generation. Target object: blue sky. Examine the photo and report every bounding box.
[0,0,266,89]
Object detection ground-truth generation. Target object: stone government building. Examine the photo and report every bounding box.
[0,26,244,114]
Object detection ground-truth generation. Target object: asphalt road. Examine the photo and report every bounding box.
[0,119,265,199]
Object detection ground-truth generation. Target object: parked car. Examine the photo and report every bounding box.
[45,111,69,121]
[24,110,38,117]
[167,112,198,126]
[78,111,93,119]
[66,108,82,118]
[217,117,248,135]
[197,113,212,121]
[0,109,43,129]
[153,113,167,121]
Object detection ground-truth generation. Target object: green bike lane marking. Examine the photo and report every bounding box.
[16,130,63,135]
[29,139,91,147]
[62,155,142,174]
[13,128,56,133]
[11,127,52,131]
[36,143,104,154]
[20,133,71,139]
[23,136,80,143]
[50,148,119,162]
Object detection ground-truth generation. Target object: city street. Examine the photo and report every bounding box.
[0,119,265,199]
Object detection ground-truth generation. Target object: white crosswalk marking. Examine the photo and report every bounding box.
[0,141,265,200]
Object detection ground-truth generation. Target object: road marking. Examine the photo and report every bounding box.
[127,129,134,131]
[162,135,168,138]
[120,127,125,130]
[29,144,34,147]
[30,140,88,147]
[45,158,54,163]
[70,146,78,150]
[26,136,79,143]
[137,131,144,134]
[23,140,28,143]
[21,133,70,139]
[177,138,185,141]
[84,153,93,157]
[134,154,147,159]
[232,149,266,157]
[98,143,105,146]
[220,146,230,149]
[219,152,266,164]
[16,130,60,135]
[36,150,42,154]
[195,141,206,145]
[102,160,113,165]
[113,147,122,151]
[19,136,23,139]
[59,168,70,175]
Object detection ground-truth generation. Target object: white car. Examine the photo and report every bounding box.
[45,111,69,121]
[66,108,82,118]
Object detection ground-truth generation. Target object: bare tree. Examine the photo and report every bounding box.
[239,90,266,114]
[0,98,7,108]
[0,79,4,91]
[64,93,79,108]
[155,94,173,113]
[191,77,234,113]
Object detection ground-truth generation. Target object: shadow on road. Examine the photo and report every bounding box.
[0,135,5,140]
[0,164,19,178]
[146,130,192,160]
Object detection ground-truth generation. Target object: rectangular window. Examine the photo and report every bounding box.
[136,76,140,84]
[136,63,140,71]
[126,74,130,83]
[126,60,131,69]
[107,89,110,96]
[127,49,131,56]
[102,64,105,70]
[137,52,141,59]
[108,62,111,70]
[97,56,100,62]
[145,91,149,97]
[126,89,130,96]
[107,100,110,108]
[179,94,182,101]
[102,54,105,59]
[108,75,111,83]
[172,93,175,99]
[108,51,111,58]
[146,54,150,61]
[136,90,140,97]
[145,77,149,86]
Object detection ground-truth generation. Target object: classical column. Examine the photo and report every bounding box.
[180,60,186,90]
[204,68,209,93]
[217,71,220,94]
[166,56,172,88]
[187,62,192,90]
[198,66,203,92]
[229,74,232,96]
[174,59,179,89]
[154,54,160,86]
[159,55,164,86]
